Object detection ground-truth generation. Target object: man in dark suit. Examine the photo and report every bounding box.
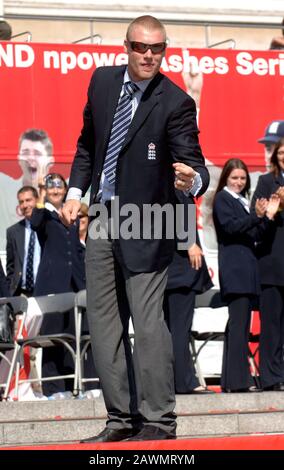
[164,193,213,394]
[62,15,209,442]
[0,259,9,297]
[6,186,40,296]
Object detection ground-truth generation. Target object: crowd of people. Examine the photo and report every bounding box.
[0,14,284,443]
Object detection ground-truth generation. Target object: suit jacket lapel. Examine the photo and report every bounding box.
[122,73,164,151]
[16,220,26,264]
[102,68,164,154]
[102,68,125,155]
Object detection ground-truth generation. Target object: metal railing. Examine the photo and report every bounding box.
[72,34,102,45]
[10,31,32,42]
[208,39,236,49]
[5,14,283,47]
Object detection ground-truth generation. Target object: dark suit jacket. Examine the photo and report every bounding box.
[251,172,284,286]
[6,219,26,295]
[69,65,209,273]
[31,208,86,296]
[0,259,9,297]
[213,189,270,298]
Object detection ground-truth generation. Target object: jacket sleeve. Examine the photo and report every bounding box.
[213,192,262,236]
[251,175,270,210]
[167,95,209,196]
[30,208,48,231]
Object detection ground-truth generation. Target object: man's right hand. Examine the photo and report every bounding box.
[62,199,81,225]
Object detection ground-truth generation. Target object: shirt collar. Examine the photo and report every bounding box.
[45,201,60,214]
[224,186,249,206]
[124,68,152,93]
[224,186,239,199]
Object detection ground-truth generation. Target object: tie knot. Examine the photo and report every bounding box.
[124,81,138,98]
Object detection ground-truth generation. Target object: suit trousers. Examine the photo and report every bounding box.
[164,288,200,392]
[221,295,253,391]
[85,235,176,433]
[259,285,284,388]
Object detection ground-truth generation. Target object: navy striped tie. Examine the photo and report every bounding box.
[103,81,138,185]
[26,229,35,292]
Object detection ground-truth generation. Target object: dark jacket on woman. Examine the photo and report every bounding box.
[213,189,271,298]
[251,172,284,286]
[31,208,85,296]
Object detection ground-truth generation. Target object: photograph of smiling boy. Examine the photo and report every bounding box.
[0,128,54,251]
[18,129,54,189]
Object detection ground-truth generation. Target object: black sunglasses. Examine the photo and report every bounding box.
[129,41,166,54]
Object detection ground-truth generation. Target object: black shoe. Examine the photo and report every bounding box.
[80,427,139,443]
[264,382,284,392]
[125,425,176,441]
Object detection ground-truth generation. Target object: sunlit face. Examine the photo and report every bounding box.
[17,190,38,220]
[276,144,284,171]
[124,25,166,82]
[46,185,66,210]
[227,168,247,194]
[18,139,54,187]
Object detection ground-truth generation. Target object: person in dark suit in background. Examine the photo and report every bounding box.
[213,158,279,393]
[0,259,9,297]
[6,186,40,297]
[62,15,209,442]
[31,173,85,397]
[164,192,213,394]
[251,138,284,391]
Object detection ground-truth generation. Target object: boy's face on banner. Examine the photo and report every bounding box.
[18,139,54,188]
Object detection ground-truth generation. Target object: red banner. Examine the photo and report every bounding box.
[0,42,283,264]
[0,42,283,177]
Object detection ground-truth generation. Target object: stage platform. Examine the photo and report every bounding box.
[2,433,284,450]
[1,391,284,448]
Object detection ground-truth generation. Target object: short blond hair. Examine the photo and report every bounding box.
[126,15,166,41]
